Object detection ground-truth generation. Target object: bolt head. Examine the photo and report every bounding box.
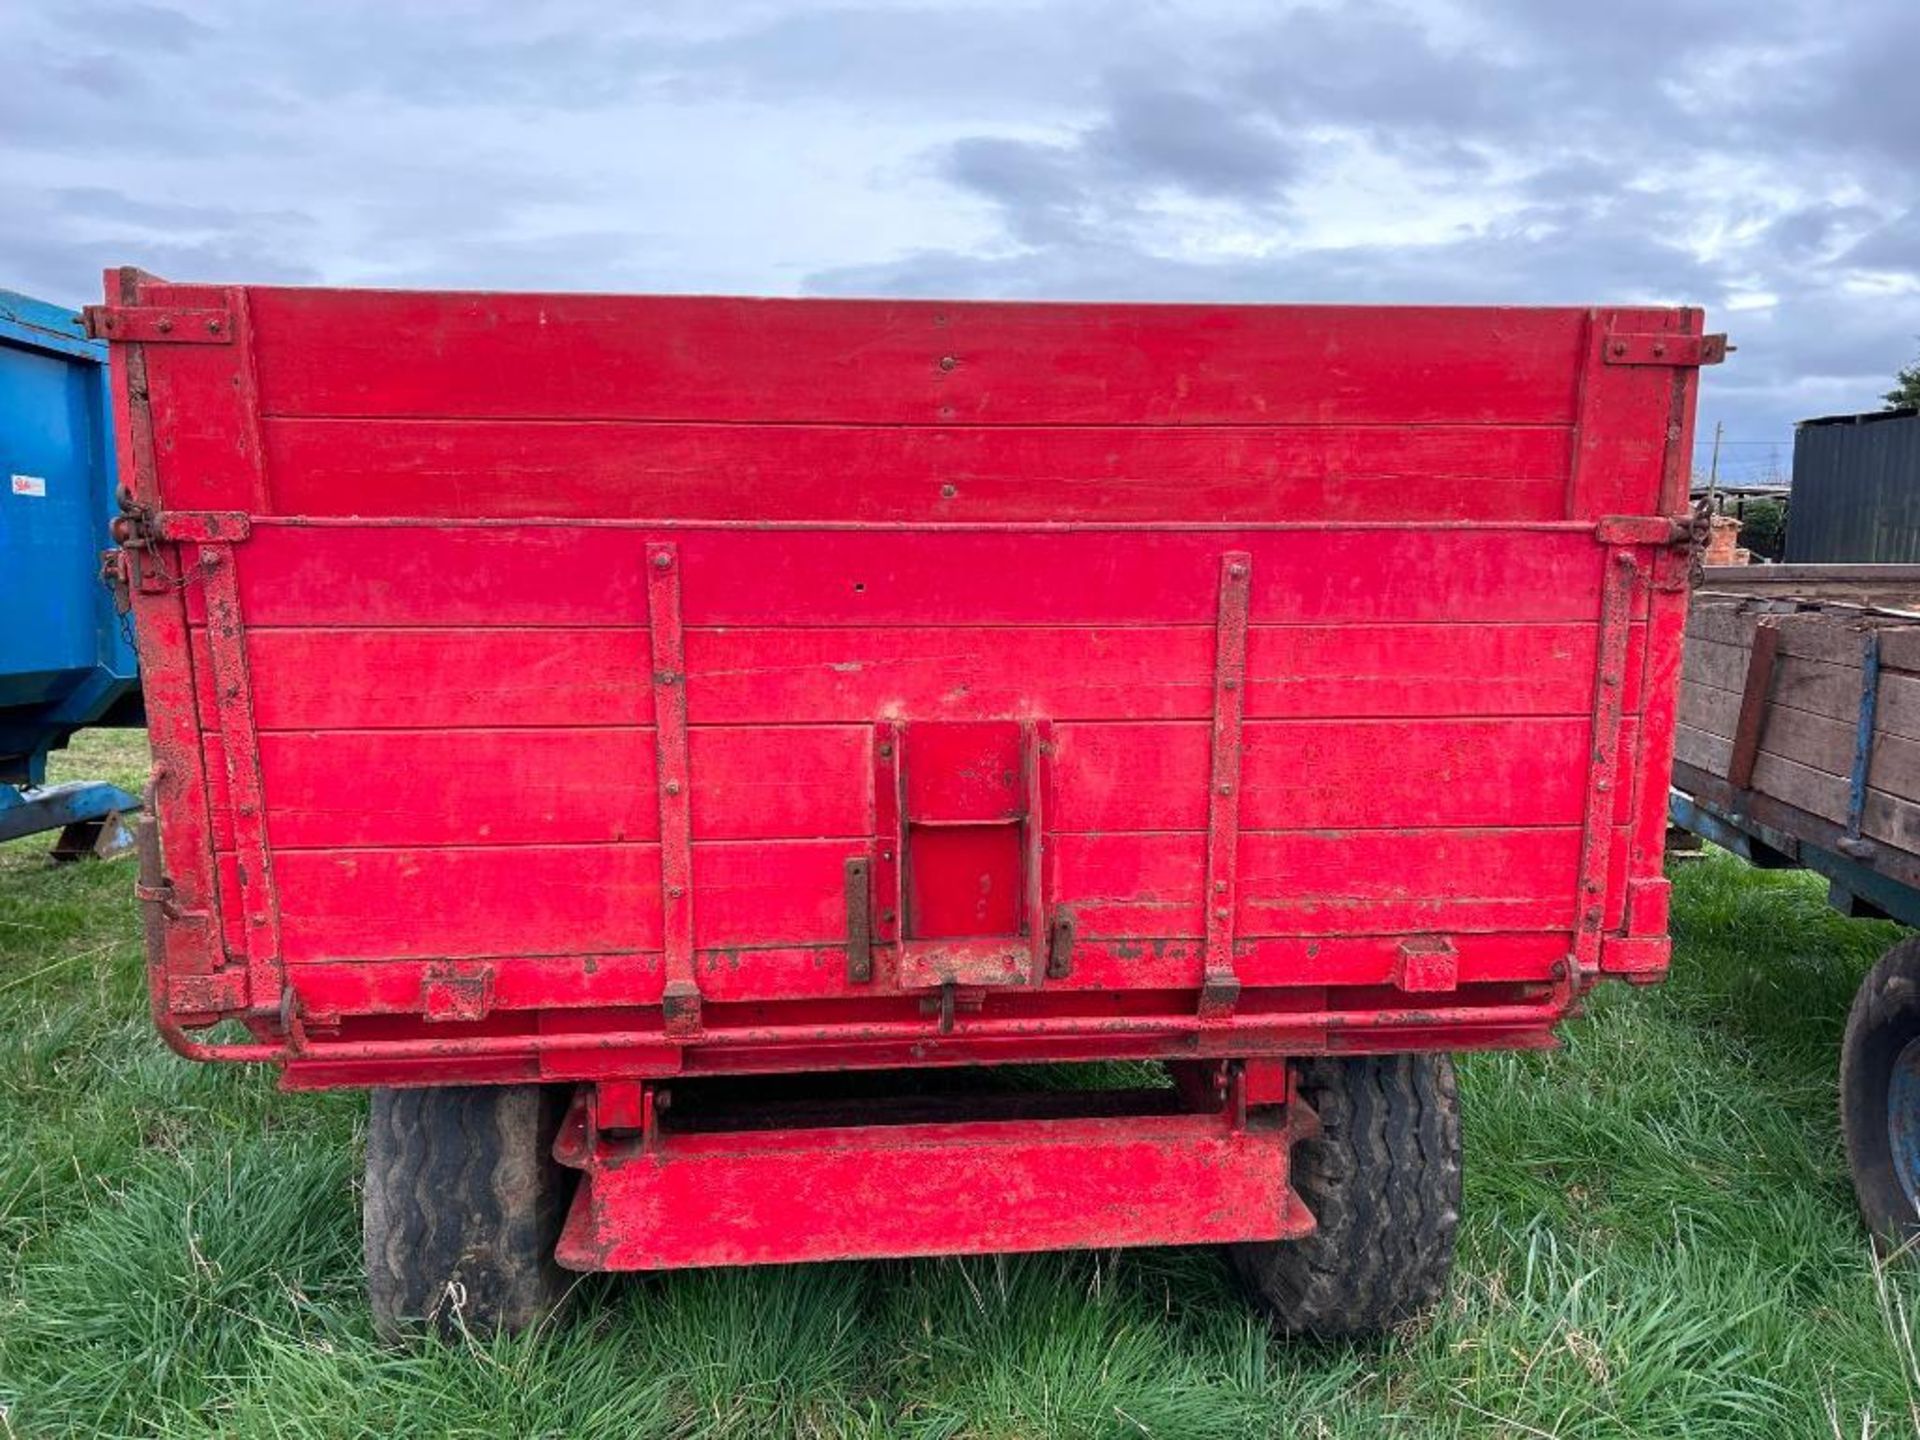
[652,552,673,569]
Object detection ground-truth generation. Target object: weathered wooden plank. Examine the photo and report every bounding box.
[1689,601,1920,670]
[1675,687,1920,804]
[1697,566,1920,610]
[1681,638,1920,742]
[1675,723,1920,852]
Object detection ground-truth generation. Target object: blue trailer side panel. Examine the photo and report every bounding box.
[0,290,140,785]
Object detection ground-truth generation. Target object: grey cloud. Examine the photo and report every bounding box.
[53,2,214,53]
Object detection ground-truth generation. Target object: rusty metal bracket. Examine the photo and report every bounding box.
[1046,909,1076,980]
[421,963,495,1022]
[647,542,701,1037]
[1602,332,1729,367]
[872,723,902,950]
[1024,719,1054,985]
[845,857,873,983]
[153,511,252,544]
[200,543,283,1014]
[1572,549,1637,973]
[1200,552,1251,1019]
[83,305,235,345]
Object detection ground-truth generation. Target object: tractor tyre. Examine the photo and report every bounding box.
[1231,1053,1461,1338]
[1841,936,1920,1251]
[364,1083,577,1341]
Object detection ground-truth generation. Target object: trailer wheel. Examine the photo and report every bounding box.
[363,1084,576,1340]
[1841,937,1920,1249]
[1231,1054,1460,1338]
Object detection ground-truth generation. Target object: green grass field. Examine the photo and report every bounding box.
[4,730,1920,1437]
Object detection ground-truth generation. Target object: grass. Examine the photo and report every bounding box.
[4,729,1920,1436]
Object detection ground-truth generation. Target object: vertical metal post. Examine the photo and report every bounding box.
[1025,719,1054,983]
[646,542,699,1036]
[1846,629,1884,849]
[1572,549,1637,974]
[200,542,282,1014]
[1200,552,1251,1019]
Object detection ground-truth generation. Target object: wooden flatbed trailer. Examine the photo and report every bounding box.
[1670,565,1920,1246]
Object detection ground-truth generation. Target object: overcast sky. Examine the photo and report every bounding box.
[7,0,1918,482]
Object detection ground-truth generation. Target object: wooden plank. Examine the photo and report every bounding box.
[1674,759,1920,894]
[192,620,1628,731]
[1682,639,1920,742]
[205,725,872,850]
[224,525,648,628]
[1051,716,1635,831]
[1053,827,1617,938]
[245,821,1609,965]
[1676,688,1920,805]
[1689,601,1920,670]
[245,289,1592,427]
[288,931,1572,1014]
[672,527,1615,628]
[1675,724,1920,853]
[679,623,1630,724]
[1697,565,1920,609]
[218,523,1619,630]
[191,627,654,730]
[264,418,1573,524]
[233,838,870,962]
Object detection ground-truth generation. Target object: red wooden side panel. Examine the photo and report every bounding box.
[103,274,1709,1082]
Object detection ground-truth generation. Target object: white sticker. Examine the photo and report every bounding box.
[10,474,46,498]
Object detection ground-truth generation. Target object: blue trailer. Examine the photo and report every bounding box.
[0,289,140,854]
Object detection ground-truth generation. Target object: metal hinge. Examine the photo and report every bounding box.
[82,305,235,345]
[1602,332,1730,367]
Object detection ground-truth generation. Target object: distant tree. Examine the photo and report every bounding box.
[1886,358,1920,410]
[1737,498,1787,561]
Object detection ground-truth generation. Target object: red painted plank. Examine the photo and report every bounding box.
[190,621,1635,731]
[226,525,649,627]
[680,623,1639,724]
[238,837,868,963]
[286,931,1570,1018]
[190,628,654,730]
[206,723,868,849]
[1054,828,1608,938]
[262,418,1572,523]
[246,289,1590,427]
[1052,717,1628,832]
[217,524,1613,629]
[241,821,1605,965]
[669,527,1613,628]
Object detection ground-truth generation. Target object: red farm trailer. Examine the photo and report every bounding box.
[90,269,1721,1338]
